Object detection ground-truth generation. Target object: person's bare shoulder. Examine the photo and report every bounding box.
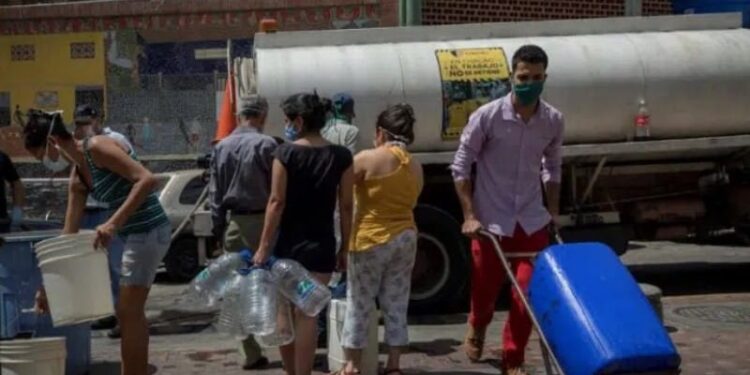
[88,135,126,157]
[354,148,376,163]
[86,135,109,151]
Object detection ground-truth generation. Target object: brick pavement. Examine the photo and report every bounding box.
[90,292,750,375]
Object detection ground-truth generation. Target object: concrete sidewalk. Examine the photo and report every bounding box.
[91,291,750,375]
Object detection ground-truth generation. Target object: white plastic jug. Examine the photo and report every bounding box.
[327,299,379,375]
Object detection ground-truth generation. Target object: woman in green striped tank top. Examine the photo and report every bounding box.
[23,110,171,375]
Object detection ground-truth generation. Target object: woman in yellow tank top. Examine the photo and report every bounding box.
[334,104,424,375]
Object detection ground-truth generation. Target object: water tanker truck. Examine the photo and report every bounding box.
[234,13,750,311]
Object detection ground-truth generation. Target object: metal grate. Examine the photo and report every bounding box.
[10,44,35,61]
[70,42,95,59]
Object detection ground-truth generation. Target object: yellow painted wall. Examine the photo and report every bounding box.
[0,32,106,124]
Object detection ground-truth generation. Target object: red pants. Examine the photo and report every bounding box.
[468,224,549,368]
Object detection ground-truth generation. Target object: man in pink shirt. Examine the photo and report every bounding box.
[451,45,564,375]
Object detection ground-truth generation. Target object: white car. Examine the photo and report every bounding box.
[156,169,216,281]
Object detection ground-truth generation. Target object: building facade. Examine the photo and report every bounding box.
[0,0,400,156]
[0,32,105,125]
[422,0,673,24]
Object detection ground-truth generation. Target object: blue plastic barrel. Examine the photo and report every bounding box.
[0,229,92,375]
[529,243,680,375]
[673,0,750,27]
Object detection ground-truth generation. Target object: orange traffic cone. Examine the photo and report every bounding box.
[213,73,236,143]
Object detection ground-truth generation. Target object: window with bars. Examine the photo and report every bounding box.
[70,42,95,59]
[10,44,35,61]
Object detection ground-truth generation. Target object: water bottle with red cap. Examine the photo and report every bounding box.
[635,98,651,140]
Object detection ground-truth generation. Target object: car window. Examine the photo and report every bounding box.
[179,176,207,205]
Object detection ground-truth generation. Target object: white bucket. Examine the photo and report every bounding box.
[0,337,66,375]
[34,231,96,255]
[35,244,95,264]
[327,299,379,375]
[34,233,114,326]
[35,231,97,252]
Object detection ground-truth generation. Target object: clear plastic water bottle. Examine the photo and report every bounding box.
[238,267,277,336]
[267,257,331,317]
[216,273,246,338]
[257,293,295,348]
[189,249,252,308]
[634,98,651,140]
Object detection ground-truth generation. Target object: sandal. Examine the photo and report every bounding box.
[383,369,404,375]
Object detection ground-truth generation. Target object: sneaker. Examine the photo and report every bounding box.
[463,324,487,362]
[91,316,118,330]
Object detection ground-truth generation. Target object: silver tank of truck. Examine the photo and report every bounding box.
[241,13,750,153]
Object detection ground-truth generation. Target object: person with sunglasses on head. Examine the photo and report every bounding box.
[451,45,564,375]
[24,109,171,375]
[73,104,133,337]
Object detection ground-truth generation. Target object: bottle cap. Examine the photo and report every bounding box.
[239,248,254,264]
[237,268,252,276]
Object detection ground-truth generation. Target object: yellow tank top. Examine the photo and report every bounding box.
[351,146,420,252]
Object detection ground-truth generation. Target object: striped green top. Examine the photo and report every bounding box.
[83,137,169,236]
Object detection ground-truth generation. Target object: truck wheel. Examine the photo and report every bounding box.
[164,236,203,282]
[409,205,470,313]
[735,214,750,245]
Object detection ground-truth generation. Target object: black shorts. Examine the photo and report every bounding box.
[274,238,336,274]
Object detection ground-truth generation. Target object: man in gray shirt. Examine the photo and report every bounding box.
[209,95,276,370]
[73,104,134,336]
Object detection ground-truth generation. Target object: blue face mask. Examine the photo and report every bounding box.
[284,123,299,141]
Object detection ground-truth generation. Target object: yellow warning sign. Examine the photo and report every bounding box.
[436,47,511,140]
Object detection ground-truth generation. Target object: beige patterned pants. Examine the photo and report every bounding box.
[342,230,418,349]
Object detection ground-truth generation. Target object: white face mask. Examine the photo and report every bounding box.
[43,146,69,173]
[42,119,70,173]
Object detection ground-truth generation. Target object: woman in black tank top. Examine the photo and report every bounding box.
[255,93,354,375]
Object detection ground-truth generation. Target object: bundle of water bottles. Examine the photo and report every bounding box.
[186,249,331,348]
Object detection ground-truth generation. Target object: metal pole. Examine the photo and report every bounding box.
[226,39,234,113]
[226,39,232,76]
[170,185,209,243]
[570,164,578,206]
[399,0,406,26]
[581,156,608,204]
[479,230,566,375]
[213,69,218,93]
[400,0,422,26]
[625,0,643,17]
[407,0,423,26]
